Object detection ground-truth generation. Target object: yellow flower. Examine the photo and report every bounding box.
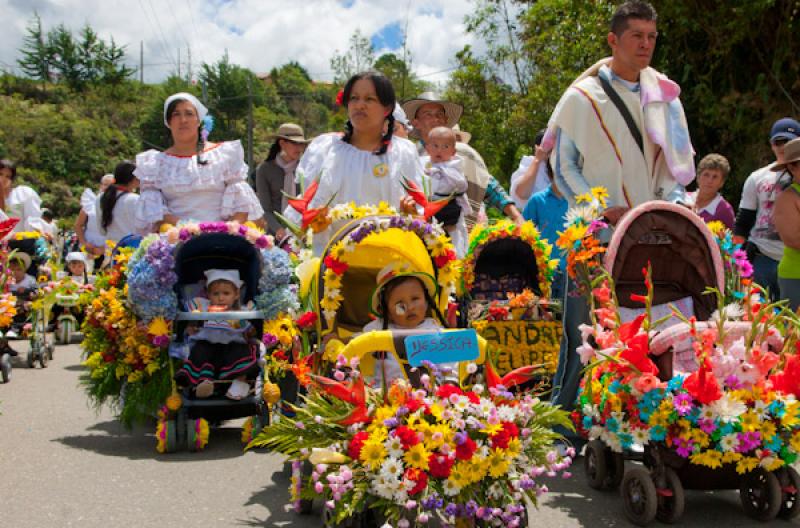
[403,443,431,470]
[722,451,742,464]
[736,457,760,475]
[359,441,387,470]
[449,461,471,488]
[591,186,609,209]
[690,450,722,469]
[506,437,522,458]
[690,429,710,449]
[480,422,504,437]
[791,432,800,453]
[739,411,760,432]
[783,402,800,428]
[760,420,777,439]
[147,316,170,337]
[487,449,510,478]
[706,221,725,236]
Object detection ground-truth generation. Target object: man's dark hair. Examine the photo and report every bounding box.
[610,1,657,35]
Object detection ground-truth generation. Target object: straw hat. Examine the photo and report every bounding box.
[453,124,471,145]
[369,262,438,317]
[771,137,800,171]
[11,252,32,271]
[401,92,463,129]
[272,123,310,143]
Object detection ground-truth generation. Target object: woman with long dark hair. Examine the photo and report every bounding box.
[97,160,139,243]
[133,92,263,233]
[282,71,423,252]
[255,123,309,238]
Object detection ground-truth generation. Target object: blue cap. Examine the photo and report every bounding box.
[770,117,800,143]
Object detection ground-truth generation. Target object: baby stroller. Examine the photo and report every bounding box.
[580,202,795,525]
[158,232,270,453]
[459,221,562,387]
[5,237,54,369]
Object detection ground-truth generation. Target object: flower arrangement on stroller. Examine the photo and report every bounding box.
[5,231,54,369]
[81,221,296,453]
[461,220,562,387]
[0,218,21,382]
[247,203,574,527]
[560,194,800,525]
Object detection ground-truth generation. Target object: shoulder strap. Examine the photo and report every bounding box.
[598,74,645,156]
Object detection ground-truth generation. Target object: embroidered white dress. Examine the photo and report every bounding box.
[283,133,425,253]
[133,141,263,233]
[4,186,46,234]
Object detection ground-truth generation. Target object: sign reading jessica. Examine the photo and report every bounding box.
[472,320,562,376]
[406,329,481,367]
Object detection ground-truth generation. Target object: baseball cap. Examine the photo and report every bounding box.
[770,117,800,143]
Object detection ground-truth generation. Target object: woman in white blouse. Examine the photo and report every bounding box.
[284,71,423,252]
[0,159,47,237]
[97,160,140,243]
[134,92,263,233]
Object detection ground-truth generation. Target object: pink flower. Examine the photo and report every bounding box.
[634,373,665,393]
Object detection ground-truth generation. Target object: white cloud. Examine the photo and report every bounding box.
[0,0,480,86]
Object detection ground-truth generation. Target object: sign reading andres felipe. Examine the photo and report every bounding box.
[472,320,562,376]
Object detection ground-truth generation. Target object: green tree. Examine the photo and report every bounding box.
[200,53,264,136]
[373,53,432,100]
[330,29,375,83]
[17,13,51,82]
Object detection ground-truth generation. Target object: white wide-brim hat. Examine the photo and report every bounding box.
[204,268,243,289]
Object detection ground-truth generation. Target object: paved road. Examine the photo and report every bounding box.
[0,342,795,527]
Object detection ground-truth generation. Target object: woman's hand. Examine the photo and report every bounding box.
[400,195,418,215]
[85,243,104,257]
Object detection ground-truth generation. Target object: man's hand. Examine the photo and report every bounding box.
[400,195,418,215]
[533,144,550,162]
[602,206,629,226]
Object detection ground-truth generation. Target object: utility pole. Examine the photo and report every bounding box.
[187,46,192,82]
[140,41,144,83]
[247,76,254,171]
[177,47,181,79]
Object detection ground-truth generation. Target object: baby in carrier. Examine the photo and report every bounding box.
[6,252,36,339]
[175,269,260,400]
[363,262,454,386]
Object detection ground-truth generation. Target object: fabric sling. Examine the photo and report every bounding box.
[598,74,645,157]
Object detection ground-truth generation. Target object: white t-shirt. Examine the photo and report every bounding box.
[509,156,549,211]
[10,274,37,292]
[362,317,443,387]
[95,192,140,243]
[738,163,788,260]
[134,141,264,234]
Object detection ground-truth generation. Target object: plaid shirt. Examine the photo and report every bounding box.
[484,176,513,212]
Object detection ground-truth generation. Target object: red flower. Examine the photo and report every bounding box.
[394,426,420,449]
[335,89,344,106]
[490,422,519,449]
[102,353,115,363]
[629,293,648,304]
[348,431,369,460]
[465,391,480,404]
[436,385,463,399]
[770,354,800,396]
[618,332,658,375]
[405,398,424,413]
[428,452,454,478]
[455,436,477,460]
[683,365,722,404]
[273,349,288,361]
[295,311,318,330]
[592,285,611,304]
[434,250,455,269]
[324,255,348,275]
[404,467,428,495]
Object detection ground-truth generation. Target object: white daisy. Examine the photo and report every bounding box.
[720,433,739,452]
[385,436,404,458]
[631,428,650,445]
[443,479,461,496]
[497,404,518,422]
[711,393,747,423]
[380,457,404,479]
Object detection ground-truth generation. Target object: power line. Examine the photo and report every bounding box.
[145,0,179,70]
[137,0,177,71]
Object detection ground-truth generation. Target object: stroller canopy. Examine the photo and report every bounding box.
[174,233,262,303]
[317,216,447,333]
[471,237,542,299]
[604,202,725,321]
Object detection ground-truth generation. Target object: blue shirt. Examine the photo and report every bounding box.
[523,184,568,268]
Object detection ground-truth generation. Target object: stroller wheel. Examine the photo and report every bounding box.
[778,466,800,519]
[655,466,684,523]
[585,440,623,490]
[47,343,54,360]
[1,352,11,383]
[621,467,658,526]
[27,347,36,368]
[38,343,49,368]
[164,420,178,453]
[58,319,73,345]
[740,467,782,521]
[297,460,314,515]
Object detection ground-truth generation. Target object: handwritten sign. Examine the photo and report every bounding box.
[406,329,480,367]
[473,320,562,376]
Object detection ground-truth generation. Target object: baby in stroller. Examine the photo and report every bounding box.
[175,268,260,400]
[363,262,454,386]
[6,252,37,339]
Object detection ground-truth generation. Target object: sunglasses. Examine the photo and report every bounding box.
[773,138,790,146]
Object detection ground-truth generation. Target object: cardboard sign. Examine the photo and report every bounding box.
[473,320,562,376]
[405,329,480,367]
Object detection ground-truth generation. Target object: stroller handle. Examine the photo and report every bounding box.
[176,310,265,321]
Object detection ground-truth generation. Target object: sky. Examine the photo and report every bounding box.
[1,0,481,86]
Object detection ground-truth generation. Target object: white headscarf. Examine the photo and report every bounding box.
[163,92,208,127]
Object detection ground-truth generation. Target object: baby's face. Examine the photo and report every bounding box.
[386,278,428,328]
[9,261,25,281]
[67,260,85,276]
[425,135,456,163]
[208,280,239,309]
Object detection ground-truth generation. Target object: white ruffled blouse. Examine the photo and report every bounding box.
[5,185,46,235]
[283,133,425,251]
[133,141,264,233]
